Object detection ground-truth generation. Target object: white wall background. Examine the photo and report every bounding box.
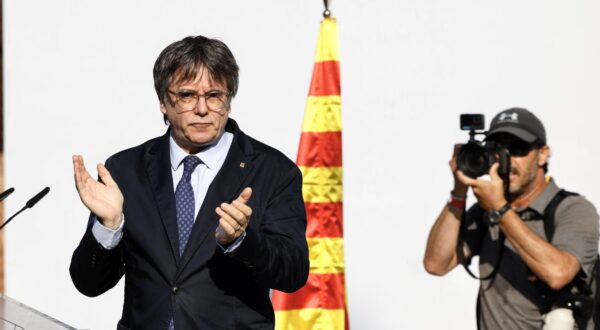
[3,0,600,329]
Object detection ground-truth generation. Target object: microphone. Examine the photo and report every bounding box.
[0,187,50,230]
[26,187,50,208]
[0,188,15,202]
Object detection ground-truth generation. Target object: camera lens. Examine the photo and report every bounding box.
[457,144,489,178]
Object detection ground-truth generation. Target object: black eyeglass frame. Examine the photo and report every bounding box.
[167,89,231,113]
[488,136,544,157]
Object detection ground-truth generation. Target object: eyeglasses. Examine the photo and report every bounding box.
[167,89,230,113]
[504,140,533,156]
[492,139,539,156]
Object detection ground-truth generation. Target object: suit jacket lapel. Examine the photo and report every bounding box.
[177,121,255,274]
[145,131,180,264]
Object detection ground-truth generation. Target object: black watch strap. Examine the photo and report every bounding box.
[498,203,512,216]
[489,203,512,225]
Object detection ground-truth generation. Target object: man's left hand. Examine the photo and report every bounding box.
[456,163,507,211]
[215,187,253,245]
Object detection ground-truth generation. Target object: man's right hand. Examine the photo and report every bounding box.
[73,155,124,229]
[449,144,468,197]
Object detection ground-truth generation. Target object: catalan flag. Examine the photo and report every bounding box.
[272,17,348,330]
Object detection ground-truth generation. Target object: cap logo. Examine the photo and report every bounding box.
[499,112,519,122]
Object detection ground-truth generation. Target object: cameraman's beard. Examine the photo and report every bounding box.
[508,166,537,198]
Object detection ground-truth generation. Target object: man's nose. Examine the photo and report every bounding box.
[193,97,209,115]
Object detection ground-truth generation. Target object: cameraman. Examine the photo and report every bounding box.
[424,108,599,329]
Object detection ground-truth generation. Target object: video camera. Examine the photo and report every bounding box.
[457,114,510,179]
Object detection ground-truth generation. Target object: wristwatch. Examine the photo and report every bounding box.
[489,203,511,225]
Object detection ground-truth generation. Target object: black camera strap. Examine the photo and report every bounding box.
[457,209,506,281]
[541,189,579,247]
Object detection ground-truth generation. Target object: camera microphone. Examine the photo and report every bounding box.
[0,187,51,230]
[0,187,15,202]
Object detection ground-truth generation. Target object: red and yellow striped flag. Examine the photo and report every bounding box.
[272,17,348,330]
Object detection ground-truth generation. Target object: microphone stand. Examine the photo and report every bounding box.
[0,206,27,230]
[0,187,50,230]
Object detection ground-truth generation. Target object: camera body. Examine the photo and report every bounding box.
[457,114,510,179]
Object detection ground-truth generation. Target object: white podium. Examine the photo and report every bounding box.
[0,294,76,330]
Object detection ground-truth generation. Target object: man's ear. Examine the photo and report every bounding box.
[160,103,167,115]
[538,145,550,167]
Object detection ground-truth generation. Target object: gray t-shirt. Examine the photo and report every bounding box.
[462,179,599,330]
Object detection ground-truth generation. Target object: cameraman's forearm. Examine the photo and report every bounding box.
[424,204,464,276]
[500,211,580,290]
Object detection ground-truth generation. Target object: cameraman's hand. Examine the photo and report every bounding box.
[456,162,507,211]
[450,144,468,197]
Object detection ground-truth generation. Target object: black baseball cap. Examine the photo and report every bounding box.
[486,107,546,145]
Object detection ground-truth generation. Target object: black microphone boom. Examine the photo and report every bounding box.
[0,188,15,202]
[0,187,50,230]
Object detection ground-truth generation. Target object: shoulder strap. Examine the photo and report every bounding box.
[542,189,579,242]
[539,189,595,299]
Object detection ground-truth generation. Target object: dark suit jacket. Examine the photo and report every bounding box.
[70,119,309,330]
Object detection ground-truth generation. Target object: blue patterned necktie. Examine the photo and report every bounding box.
[169,155,202,330]
[175,155,202,256]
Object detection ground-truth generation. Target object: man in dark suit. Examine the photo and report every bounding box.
[70,35,309,330]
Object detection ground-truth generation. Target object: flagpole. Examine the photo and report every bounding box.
[323,0,331,17]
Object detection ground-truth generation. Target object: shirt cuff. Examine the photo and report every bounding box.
[218,231,246,254]
[91,215,124,250]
